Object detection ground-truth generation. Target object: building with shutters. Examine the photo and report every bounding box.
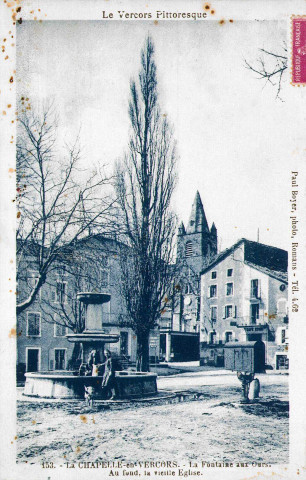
[16,235,140,378]
[17,193,289,375]
[199,238,289,370]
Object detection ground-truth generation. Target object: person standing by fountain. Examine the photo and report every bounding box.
[102,350,116,399]
[84,349,102,406]
[87,348,101,376]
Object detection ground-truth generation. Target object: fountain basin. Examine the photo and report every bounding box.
[23,371,158,399]
[66,331,119,343]
[77,292,111,304]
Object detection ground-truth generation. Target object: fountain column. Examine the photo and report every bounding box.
[66,292,119,367]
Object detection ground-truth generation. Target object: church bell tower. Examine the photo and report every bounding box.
[177,191,217,272]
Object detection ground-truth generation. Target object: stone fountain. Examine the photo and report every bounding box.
[66,292,120,371]
[24,292,157,399]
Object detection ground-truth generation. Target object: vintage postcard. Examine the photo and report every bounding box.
[0,1,306,479]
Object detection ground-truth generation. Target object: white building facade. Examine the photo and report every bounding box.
[200,239,288,370]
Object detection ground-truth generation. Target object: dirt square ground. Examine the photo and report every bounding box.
[16,374,288,466]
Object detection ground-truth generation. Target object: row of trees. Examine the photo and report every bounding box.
[17,37,178,371]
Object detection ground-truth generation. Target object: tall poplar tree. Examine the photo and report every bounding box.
[116,37,177,371]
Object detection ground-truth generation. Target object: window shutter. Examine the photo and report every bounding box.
[234,306,237,318]
[51,289,56,302]
[258,279,261,299]
[285,328,289,343]
[223,306,226,319]
[207,287,210,298]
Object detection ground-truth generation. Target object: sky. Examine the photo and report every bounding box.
[16,19,305,251]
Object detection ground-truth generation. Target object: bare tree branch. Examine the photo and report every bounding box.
[244,43,287,100]
[16,101,116,314]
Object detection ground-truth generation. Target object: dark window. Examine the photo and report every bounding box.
[226,283,233,296]
[227,269,233,277]
[210,306,217,322]
[27,313,40,336]
[276,355,289,370]
[225,305,233,318]
[54,323,66,337]
[211,271,217,279]
[209,332,216,344]
[225,332,233,342]
[185,241,193,257]
[251,279,259,299]
[55,349,66,370]
[210,285,217,298]
[281,329,286,344]
[250,303,259,324]
[56,281,67,303]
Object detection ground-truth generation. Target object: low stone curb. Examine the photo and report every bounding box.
[17,388,208,408]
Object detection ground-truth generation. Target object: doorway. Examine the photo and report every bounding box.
[26,348,40,372]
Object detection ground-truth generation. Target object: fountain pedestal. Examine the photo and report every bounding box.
[66,292,119,369]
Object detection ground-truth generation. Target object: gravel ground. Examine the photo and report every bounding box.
[17,379,288,466]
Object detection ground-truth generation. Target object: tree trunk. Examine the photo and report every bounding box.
[16,272,46,315]
[136,333,150,372]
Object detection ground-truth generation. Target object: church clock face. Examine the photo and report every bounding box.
[184,296,192,306]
